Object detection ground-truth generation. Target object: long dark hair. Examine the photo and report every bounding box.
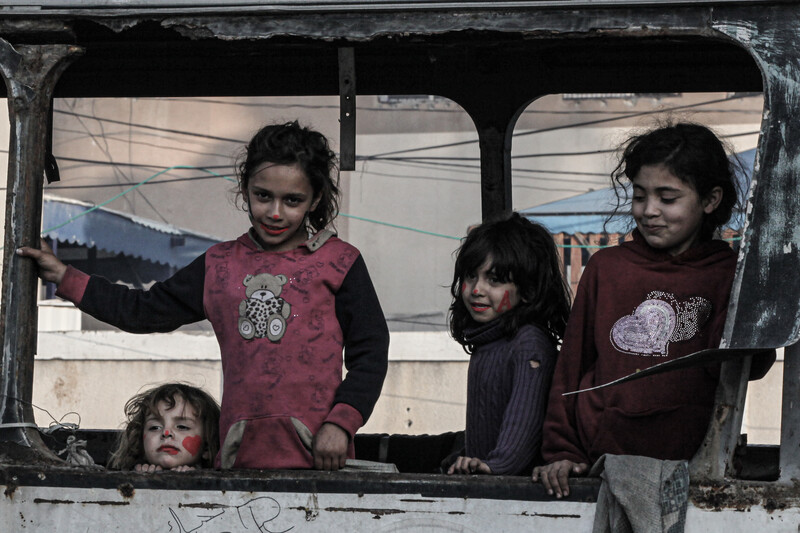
[237,120,340,232]
[449,212,571,352]
[107,383,220,470]
[609,121,740,241]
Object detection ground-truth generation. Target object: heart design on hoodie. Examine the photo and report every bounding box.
[611,291,711,357]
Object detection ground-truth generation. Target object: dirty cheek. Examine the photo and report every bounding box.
[182,435,203,456]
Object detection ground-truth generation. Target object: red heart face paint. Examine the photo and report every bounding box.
[142,394,206,469]
[496,290,513,313]
[461,258,521,323]
[182,435,203,457]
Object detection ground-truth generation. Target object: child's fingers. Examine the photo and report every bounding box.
[15,246,42,260]
[539,467,555,495]
[534,461,572,498]
[312,423,349,471]
[475,460,491,475]
[555,464,571,498]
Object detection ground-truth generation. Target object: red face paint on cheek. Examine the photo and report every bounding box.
[182,435,203,456]
[496,290,513,313]
[461,282,467,293]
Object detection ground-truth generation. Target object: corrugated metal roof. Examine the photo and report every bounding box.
[42,195,221,268]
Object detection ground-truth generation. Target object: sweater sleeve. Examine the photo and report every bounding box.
[541,260,597,466]
[483,329,557,475]
[55,254,207,333]
[327,254,390,437]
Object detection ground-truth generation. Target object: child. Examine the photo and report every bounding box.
[108,383,220,472]
[18,121,390,471]
[445,213,571,476]
[532,122,768,497]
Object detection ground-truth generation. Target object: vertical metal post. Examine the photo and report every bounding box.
[0,39,82,450]
[477,124,513,221]
[338,47,356,171]
[689,356,752,481]
[779,342,800,481]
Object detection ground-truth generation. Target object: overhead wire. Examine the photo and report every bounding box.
[27,93,760,244]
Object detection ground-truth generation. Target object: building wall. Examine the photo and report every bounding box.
[33,308,469,434]
[32,309,782,441]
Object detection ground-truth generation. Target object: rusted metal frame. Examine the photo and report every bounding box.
[715,8,800,352]
[0,39,83,450]
[688,5,800,481]
[690,356,752,481]
[338,47,356,171]
[477,124,513,221]
[161,7,718,42]
[779,342,800,481]
[0,0,774,17]
[459,95,533,221]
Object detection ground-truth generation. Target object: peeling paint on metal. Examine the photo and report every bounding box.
[520,511,583,518]
[177,502,228,509]
[691,482,800,512]
[323,507,405,516]
[34,498,130,506]
[117,483,134,499]
[305,492,319,521]
[33,498,75,504]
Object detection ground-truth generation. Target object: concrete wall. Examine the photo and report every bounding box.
[33,307,469,434]
[742,349,783,445]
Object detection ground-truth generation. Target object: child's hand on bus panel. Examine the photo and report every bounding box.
[133,463,163,473]
[447,456,492,475]
[531,459,588,498]
[133,463,197,473]
[16,239,67,285]
[312,422,348,471]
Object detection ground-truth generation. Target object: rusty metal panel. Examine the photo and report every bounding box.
[711,6,800,350]
[338,47,356,171]
[0,40,82,453]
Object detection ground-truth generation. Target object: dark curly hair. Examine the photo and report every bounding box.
[236,120,340,232]
[107,383,220,470]
[609,121,741,241]
[449,212,571,353]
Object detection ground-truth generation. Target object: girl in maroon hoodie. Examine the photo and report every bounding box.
[532,123,746,497]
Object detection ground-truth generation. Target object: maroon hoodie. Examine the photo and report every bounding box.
[541,231,736,465]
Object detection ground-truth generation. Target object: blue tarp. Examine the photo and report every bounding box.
[521,149,755,235]
[42,195,221,269]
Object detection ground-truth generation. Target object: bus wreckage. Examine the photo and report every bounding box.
[2,1,800,531]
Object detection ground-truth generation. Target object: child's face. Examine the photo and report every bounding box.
[244,162,321,252]
[631,164,722,256]
[461,257,521,323]
[142,394,206,470]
